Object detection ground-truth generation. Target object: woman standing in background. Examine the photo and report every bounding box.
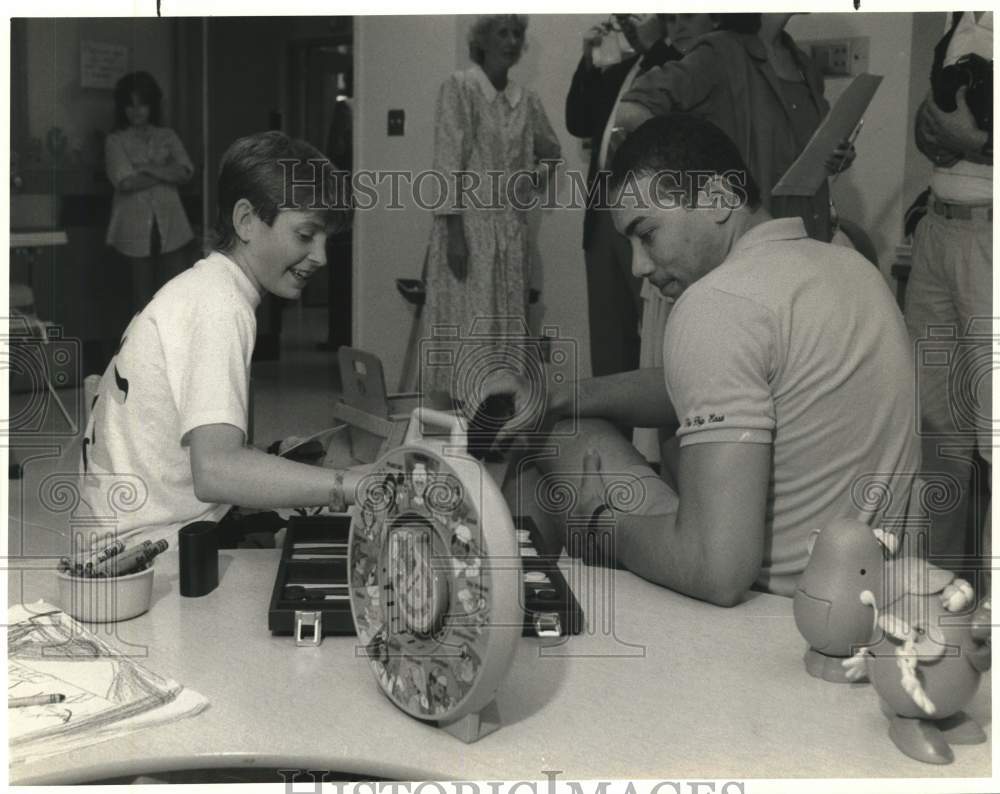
[422,15,562,401]
[106,71,195,312]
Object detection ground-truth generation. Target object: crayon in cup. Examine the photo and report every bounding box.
[91,539,126,565]
[95,539,168,577]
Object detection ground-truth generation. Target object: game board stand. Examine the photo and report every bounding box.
[347,408,522,743]
[329,347,424,464]
[440,700,502,743]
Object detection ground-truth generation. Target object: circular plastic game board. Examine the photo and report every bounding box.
[348,410,521,726]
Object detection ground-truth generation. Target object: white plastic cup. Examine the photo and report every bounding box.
[56,566,154,623]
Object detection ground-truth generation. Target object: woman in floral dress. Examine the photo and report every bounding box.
[422,15,561,400]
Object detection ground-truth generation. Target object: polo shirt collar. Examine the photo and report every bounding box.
[732,217,808,253]
[470,64,523,108]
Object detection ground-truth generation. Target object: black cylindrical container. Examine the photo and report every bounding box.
[178,521,219,597]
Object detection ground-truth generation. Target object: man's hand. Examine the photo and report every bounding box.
[565,449,616,562]
[824,138,857,175]
[465,370,553,451]
[582,25,606,67]
[920,88,989,161]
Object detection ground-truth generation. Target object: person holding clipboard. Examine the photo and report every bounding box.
[611,13,855,243]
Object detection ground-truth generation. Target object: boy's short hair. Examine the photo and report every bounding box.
[609,114,761,211]
[214,131,352,251]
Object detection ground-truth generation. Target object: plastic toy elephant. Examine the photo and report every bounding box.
[843,583,990,765]
[793,518,906,682]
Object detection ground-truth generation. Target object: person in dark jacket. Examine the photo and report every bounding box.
[566,14,713,381]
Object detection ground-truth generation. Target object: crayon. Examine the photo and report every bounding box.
[92,540,153,577]
[9,693,66,708]
[90,539,126,566]
[141,539,169,566]
[98,539,169,577]
[73,539,126,570]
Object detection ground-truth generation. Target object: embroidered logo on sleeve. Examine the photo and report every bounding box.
[683,413,726,428]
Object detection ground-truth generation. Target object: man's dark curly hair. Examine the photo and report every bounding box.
[609,114,761,211]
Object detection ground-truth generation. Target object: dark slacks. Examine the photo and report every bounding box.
[585,208,642,377]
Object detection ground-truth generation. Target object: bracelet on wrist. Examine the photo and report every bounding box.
[329,471,347,513]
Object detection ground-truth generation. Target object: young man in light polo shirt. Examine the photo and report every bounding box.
[482,115,919,606]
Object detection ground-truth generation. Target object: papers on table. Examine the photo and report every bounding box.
[7,601,208,767]
[772,73,883,197]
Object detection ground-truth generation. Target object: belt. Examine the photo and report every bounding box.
[931,199,993,221]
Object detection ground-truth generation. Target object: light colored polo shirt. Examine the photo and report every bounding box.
[663,218,919,595]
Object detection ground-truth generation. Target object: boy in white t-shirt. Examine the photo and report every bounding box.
[79,131,359,548]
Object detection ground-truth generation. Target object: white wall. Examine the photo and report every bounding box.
[353,16,462,389]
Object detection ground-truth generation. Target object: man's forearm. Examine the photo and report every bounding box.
[616,511,739,606]
[616,499,759,607]
[550,368,678,430]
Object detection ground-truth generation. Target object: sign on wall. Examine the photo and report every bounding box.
[80,40,129,89]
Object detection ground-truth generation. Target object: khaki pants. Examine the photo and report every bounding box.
[904,205,992,561]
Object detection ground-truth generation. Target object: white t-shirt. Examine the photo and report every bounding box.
[931,11,992,203]
[663,219,919,596]
[79,252,260,546]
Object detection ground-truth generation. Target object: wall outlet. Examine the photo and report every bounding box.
[807,37,870,77]
[387,109,405,136]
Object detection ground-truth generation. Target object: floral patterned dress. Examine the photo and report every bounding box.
[421,65,561,398]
